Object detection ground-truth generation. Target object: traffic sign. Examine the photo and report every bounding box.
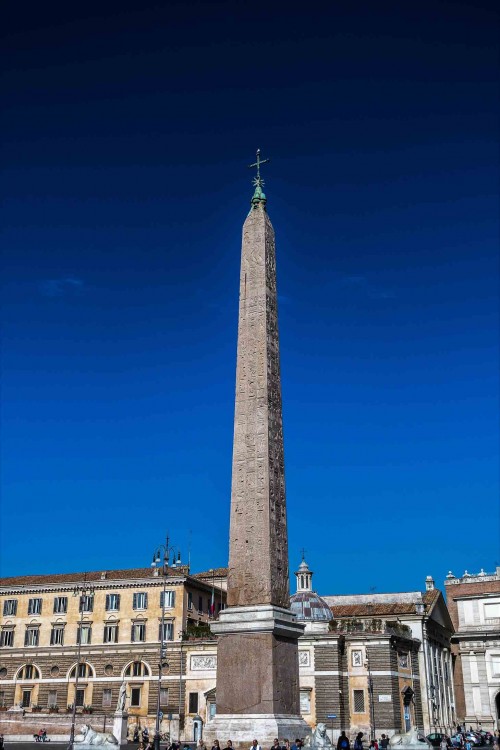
[327,715,337,719]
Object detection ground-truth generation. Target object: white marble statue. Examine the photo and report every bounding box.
[303,724,332,749]
[76,724,119,746]
[117,682,127,713]
[389,728,430,748]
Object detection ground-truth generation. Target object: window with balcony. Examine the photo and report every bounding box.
[53,597,68,614]
[3,600,17,616]
[28,598,42,616]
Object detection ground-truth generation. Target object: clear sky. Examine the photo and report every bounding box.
[1,0,498,596]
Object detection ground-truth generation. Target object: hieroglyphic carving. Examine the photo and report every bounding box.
[227,204,290,608]
[190,655,217,670]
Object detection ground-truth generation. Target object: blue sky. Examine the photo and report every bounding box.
[1,0,498,595]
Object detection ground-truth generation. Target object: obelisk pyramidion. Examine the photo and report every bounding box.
[209,152,311,745]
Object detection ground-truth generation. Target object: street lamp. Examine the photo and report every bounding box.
[151,535,181,750]
[68,577,95,750]
[365,655,375,741]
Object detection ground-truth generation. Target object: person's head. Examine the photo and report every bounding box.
[226,743,232,749]
[341,733,347,738]
[382,736,386,740]
[253,741,258,747]
[214,743,220,747]
[274,741,280,747]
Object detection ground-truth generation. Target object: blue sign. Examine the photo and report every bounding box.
[327,715,337,719]
[158,711,163,720]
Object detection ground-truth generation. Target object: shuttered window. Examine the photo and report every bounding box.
[133,592,148,610]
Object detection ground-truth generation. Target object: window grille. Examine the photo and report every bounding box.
[353,689,365,713]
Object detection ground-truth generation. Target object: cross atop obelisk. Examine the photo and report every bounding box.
[248,148,270,187]
[208,151,310,747]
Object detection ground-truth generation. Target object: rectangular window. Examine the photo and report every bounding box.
[77,625,92,645]
[131,688,141,707]
[50,626,65,646]
[0,691,5,708]
[0,629,14,647]
[102,689,112,708]
[79,595,94,613]
[24,627,39,647]
[300,690,311,714]
[3,599,17,616]
[103,624,119,643]
[491,656,500,676]
[75,689,85,707]
[160,688,169,707]
[158,622,174,642]
[353,689,365,713]
[187,592,193,610]
[105,594,121,611]
[484,603,500,619]
[133,592,148,610]
[22,690,32,708]
[131,623,146,642]
[188,692,199,713]
[160,591,175,609]
[48,690,58,708]
[28,598,42,615]
[53,597,68,614]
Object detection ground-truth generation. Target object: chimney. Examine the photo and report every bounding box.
[425,575,435,591]
[100,572,107,580]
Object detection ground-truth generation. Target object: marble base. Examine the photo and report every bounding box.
[203,713,311,748]
[113,711,129,745]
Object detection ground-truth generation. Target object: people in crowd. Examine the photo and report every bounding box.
[337,732,350,750]
[222,742,233,750]
[380,735,389,750]
[250,740,262,750]
[270,739,281,750]
[440,739,448,750]
[212,741,221,750]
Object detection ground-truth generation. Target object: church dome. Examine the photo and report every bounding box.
[290,591,332,622]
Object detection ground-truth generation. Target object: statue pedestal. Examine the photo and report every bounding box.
[113,711,129,745]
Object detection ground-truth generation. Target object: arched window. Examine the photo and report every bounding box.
[69,662,94,679]
[17,664,40,680]
[124,661,150,678]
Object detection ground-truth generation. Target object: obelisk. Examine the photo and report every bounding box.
[208,152,310,746]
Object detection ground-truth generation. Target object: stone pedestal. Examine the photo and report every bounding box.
[112,711,129,745]
[206,606,311,746]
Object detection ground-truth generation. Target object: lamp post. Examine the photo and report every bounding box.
[365,654,375,741]
[151,535,181,750]
[68,577,95,750]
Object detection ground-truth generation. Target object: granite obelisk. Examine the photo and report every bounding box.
[208,153,310,744]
